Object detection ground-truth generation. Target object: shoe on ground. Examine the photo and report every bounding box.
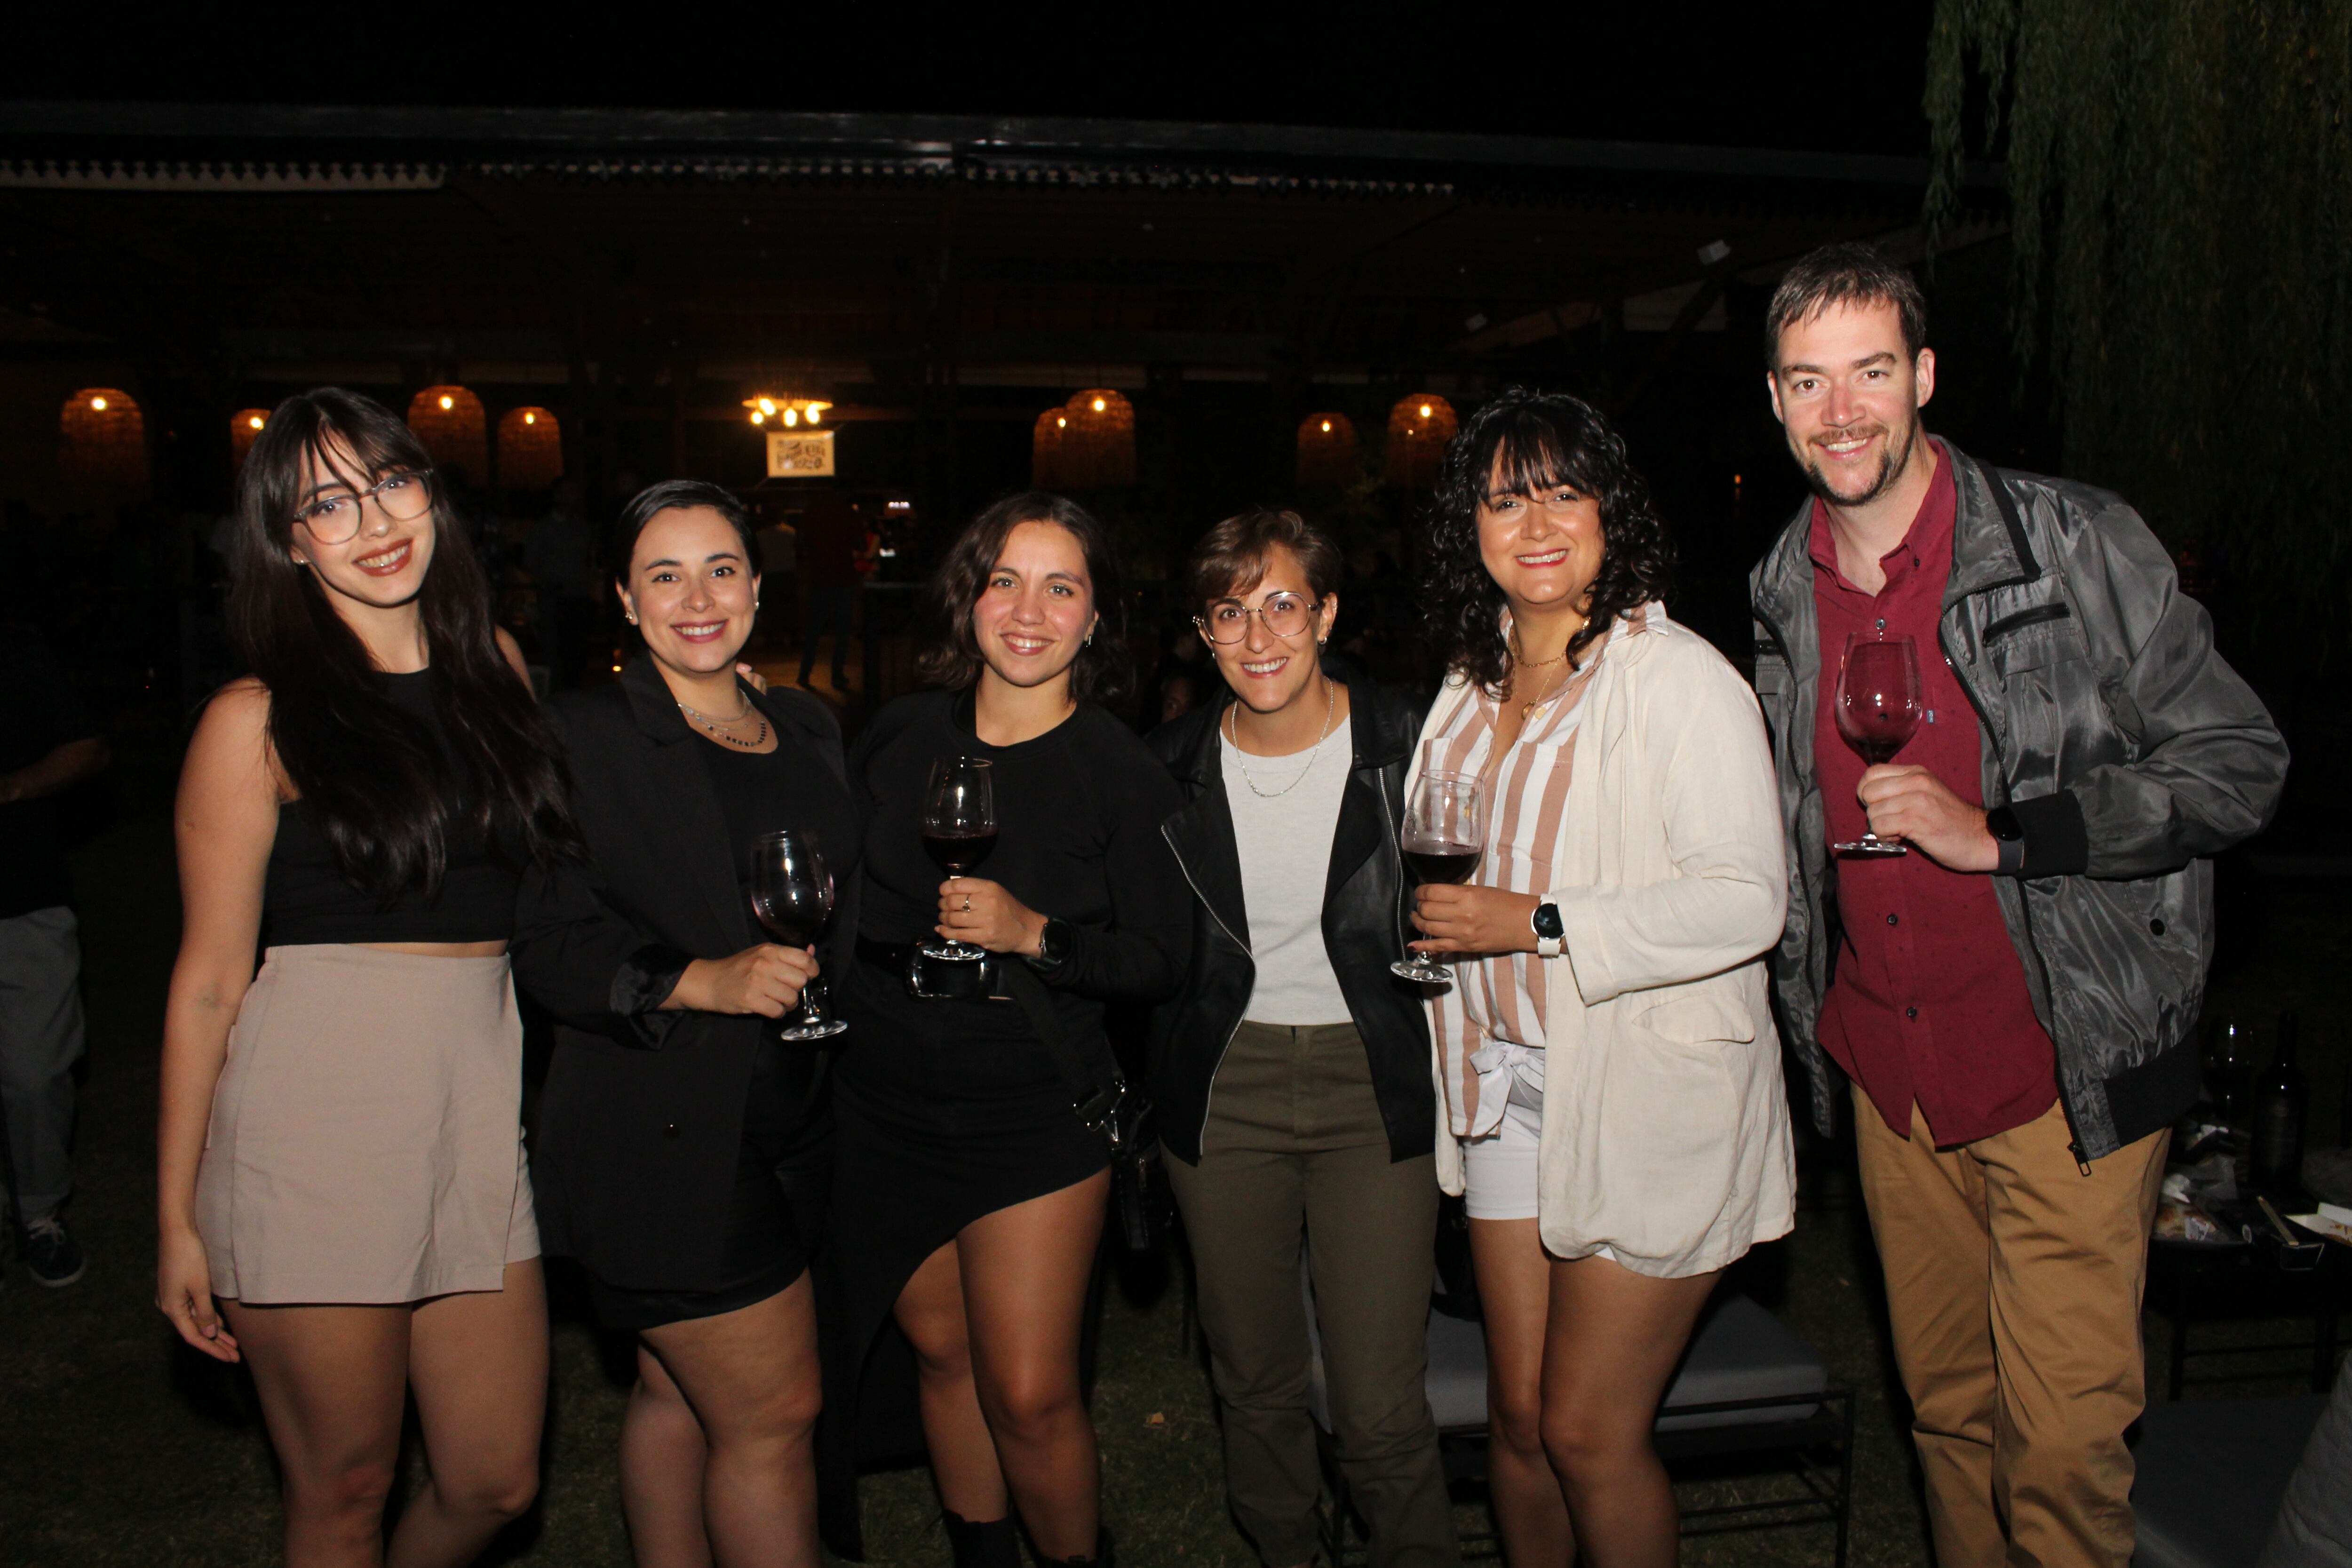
[22,1213,86,1288]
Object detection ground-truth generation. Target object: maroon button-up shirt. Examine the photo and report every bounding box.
[1811,443,2058,1146]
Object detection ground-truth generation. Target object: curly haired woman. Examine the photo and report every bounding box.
[1406,389,1794,1568]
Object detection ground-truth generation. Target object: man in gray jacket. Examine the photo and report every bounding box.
[1749,243,2287,1567]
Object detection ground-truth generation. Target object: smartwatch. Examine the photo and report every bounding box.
[1530,901,1565,958]
[1986,805,2026,875]
[1025,916,1075,971]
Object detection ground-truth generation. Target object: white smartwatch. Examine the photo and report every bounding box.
[1531,900,1565,957]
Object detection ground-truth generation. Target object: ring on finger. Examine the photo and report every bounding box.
[962,894,973,912]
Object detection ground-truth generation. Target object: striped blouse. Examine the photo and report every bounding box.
[1425,609,1640,1138]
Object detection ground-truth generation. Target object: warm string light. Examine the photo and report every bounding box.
[744,395,830,428]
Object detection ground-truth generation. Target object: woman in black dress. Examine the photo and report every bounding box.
[513,481,854,1568]
[834,493,1187,1568]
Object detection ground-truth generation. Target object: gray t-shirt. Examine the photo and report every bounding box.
[1220,724,1353,1025]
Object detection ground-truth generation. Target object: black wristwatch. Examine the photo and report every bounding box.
[1986,805,2026,874]
[1026,916,1074,971]
[1530,901,1565,957]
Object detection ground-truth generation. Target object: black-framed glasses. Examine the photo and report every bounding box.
[1194,593,1322,644]
[291,470,435,545]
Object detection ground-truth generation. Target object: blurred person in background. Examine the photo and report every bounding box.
[527,478,597,690]
[756,505,799,653]
[796,489,860,692]
[0,621,108,1289]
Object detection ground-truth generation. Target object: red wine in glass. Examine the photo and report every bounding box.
[1832,632,1923,857]
[920,756,997,961]
[749,829,847,1040]
[1403,844,1481,887]
[923,829,999,878]
[1393,771,1486,984]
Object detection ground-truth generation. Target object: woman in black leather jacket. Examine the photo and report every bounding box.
[1147,509,1454,1568]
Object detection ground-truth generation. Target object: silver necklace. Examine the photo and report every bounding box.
[1226,680,1338,798]
[677,697,770,750]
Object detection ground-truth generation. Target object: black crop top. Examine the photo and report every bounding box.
[261,670,520,947]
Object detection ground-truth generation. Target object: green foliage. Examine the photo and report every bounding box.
[1927,0,2352,646]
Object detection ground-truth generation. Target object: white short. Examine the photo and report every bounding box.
[1460,1072,1543,1222]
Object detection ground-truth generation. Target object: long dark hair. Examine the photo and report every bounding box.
[228,387,581,897]
[1422,389,1675,693]
[914,491,1131,705]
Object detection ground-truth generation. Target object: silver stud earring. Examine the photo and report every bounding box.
[1084,628,1095,647]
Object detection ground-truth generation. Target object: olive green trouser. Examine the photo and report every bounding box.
[1166,1021,1458,1568]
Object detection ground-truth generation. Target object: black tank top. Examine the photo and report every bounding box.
[261,669,519,947]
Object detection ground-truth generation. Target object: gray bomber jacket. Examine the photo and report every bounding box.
[1749,440,2288,1162]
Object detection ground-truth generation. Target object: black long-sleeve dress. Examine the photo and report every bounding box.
[830,687,1188,1351]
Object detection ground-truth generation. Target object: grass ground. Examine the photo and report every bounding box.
[2,716,2344,1567]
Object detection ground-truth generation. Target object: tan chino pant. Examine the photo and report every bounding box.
[1852,1089,2169,1568]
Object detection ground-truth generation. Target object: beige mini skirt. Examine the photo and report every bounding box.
[195,944,539,1305]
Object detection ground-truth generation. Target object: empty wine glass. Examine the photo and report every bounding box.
[1392,771,1486,984]
[749,828,846,1041]
[1831,632,1923,857]
[920,756,997,962]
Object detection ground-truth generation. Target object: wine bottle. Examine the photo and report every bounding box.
[2250,1011,2310,1192]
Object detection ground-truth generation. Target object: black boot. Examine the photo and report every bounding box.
[1031,1526,1113,1568]
[943,1510,1022,1568]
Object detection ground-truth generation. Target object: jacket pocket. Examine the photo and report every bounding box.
[1631,991,1758,1046]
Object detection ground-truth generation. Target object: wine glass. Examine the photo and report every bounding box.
[920,756,998,962]
[749,829,847,1041]
[2204,1017,2252,1123]
[1831,632,1923,857]
[1392,771,1486,984]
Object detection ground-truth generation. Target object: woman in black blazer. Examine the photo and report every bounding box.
[514,480,855,1568]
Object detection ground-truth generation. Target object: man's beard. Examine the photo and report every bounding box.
[1798,416,1921,508]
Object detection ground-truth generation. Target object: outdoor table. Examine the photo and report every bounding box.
[2147,1197,2352,1400]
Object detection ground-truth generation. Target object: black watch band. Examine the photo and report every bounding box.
[1026,916,1074,971]
[1986,805,2026,875]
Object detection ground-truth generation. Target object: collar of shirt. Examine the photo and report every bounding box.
[1804,438,1956,606]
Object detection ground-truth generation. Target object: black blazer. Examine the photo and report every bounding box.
[1146,679,1435,1165]
[511,656,854,1292]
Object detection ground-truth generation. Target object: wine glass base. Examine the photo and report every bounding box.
[919,940,988,962]
[779,1019,849,1041]
[1831,837,1909,858]
[1389,959,1454,985]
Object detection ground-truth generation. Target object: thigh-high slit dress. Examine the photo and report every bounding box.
[829,688,1187,1423]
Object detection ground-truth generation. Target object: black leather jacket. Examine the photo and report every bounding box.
[1146,680,1435,1165]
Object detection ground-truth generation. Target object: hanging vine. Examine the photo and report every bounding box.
[1926,0,2352,648]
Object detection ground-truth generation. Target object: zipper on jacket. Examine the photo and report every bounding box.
[1936,602,2096,1176]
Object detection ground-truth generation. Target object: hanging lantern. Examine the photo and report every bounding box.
[60,388,147,490]
[230,408,270,470]
[1295,412,1359,488]
[1031,407,1071,489]
[406,385,487,478]
[1060,388,1136,488]
[497,406,563,490]
[1383,394,1459,490]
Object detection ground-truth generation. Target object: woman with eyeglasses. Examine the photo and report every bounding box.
[157,389,579,1566]
[1147,510,1456,1568]
[1410,390,1791,1567]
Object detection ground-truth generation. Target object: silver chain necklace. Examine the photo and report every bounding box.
[677,697,770,750]
[1226,679,1338,798]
